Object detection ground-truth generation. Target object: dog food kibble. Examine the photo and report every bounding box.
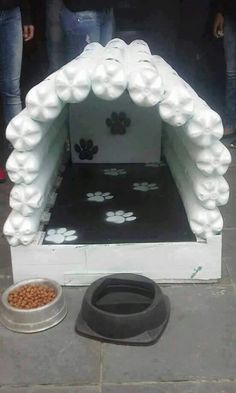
[8,284,56,309]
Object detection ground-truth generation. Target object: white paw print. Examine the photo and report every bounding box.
[87,191,114,202]
[133,182,159,192]
[45,228,77,244]
[103,168,126,176]
[106,210,137,224]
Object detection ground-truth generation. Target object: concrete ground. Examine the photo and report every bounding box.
[0,144,236,393]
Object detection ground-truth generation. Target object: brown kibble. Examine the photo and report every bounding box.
[8,284,56,309]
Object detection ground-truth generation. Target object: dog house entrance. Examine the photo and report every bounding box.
[42,93,195,245]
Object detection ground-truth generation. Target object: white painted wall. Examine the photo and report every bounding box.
[70,92,162,164]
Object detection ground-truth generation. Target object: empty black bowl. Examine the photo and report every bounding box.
[75,274,170,345]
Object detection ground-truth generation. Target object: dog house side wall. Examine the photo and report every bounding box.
[4,108,69,246]
[163,125,229,240]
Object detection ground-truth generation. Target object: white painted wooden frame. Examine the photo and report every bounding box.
[10,234,222,285]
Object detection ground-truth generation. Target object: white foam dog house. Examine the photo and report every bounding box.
[4,39,231,285]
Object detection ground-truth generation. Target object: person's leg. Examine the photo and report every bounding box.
[223,17,236,135]
[46,0,66,72]
[177,0,210,86]
[0,8,23,181]
[100,9,114,46]
[0,8,23,125]
[60,6,100,62]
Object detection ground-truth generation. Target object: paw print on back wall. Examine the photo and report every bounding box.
[106,112,131,135]
[74,139,98,160]
[103,168,126,176]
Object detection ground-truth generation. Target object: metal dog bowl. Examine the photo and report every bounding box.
[0,278,67,333]
[76,274,170,345]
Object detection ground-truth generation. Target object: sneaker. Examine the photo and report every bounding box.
[0,167,6,183]
[230,138,236,148]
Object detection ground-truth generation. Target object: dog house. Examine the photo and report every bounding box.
[3,39,231,285]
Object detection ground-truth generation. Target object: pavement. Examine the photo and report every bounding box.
[0,144,236,393]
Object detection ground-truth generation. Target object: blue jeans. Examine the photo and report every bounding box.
[46,0,66,72]
[60,6,114,62]
[224,17,236,128]
[0,7,22,125]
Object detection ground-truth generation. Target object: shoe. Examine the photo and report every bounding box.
[0,167,6,183]
[230,138,236,148]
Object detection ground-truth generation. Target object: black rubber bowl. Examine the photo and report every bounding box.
[75,274,170,346]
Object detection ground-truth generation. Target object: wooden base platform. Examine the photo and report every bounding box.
[10,163,222,285]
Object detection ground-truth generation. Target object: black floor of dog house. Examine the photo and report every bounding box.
[43,162,195,245]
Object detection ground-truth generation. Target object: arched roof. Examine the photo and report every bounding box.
[25,39,195,126]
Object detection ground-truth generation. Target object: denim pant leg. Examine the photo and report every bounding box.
[100,9,114,46]
[224,17,236,128]
[0,8,22,125]
[46,0,66,72]
[60,7,101,62]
